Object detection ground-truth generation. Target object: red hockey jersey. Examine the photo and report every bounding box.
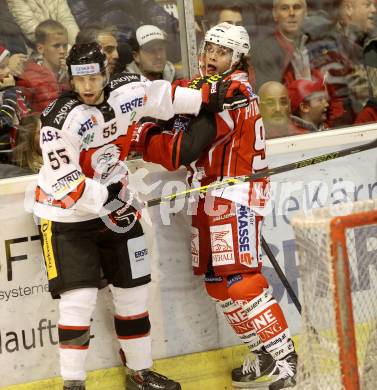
[144,71,269,211]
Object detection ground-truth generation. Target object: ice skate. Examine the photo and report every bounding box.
[125,368,181,390]
[268,351,297,390]
[63,380,86,390]
[232,347,279,388]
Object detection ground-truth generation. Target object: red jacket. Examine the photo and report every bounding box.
[355,99,377,124]
[17,59,70,114]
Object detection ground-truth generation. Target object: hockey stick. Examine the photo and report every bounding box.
[262,236,337,352]
[261,236,302,314]
[146,137,377,208]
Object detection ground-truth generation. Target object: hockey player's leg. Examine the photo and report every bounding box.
[205,275,276,388]
[59,287,98,390]
[227,273,297,389]
[111,285,181,390]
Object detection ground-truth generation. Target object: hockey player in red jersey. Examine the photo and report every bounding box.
[132,23,298,389]
[33,42,251,390]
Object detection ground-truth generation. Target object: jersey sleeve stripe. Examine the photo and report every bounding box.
[36,180,86,209]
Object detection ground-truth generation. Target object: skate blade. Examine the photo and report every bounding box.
[232,374,279,389]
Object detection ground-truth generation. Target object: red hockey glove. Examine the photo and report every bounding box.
[130,122,161,153]
[189,74,250,112]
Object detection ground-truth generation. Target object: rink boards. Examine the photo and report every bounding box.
[0,125,377,388]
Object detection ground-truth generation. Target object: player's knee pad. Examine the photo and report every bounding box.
[59,288,98,325]
[227,273,269,303]
[111,284,151,340]
[110,284,149,316]
[204,274,228,301]
[58,288,98,350]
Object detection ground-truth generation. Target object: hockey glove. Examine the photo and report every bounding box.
[130,122,161,153]
[190,74,250,112]
[105,181,141,229]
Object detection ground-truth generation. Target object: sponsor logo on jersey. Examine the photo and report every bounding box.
[191,227,199,267]
[54,99,79,125]
[173,115,190,133]
[41,129,62,143]
[52,170,84,196]
[82,132,94,149]
[78,115,98,136]
[109,74,140,89]
[42,100,57,116]
[210,224,235,266]
[120,97,144,114]
[212,212,235,222]
[236,204,254,267]
[210,82,217,94]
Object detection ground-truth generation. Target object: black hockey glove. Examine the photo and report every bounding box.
[104,181,140,228]
[190,74,250,112]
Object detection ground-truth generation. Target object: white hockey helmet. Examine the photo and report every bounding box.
[204,22,250,69]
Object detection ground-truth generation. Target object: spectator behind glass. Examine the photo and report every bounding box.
[252,0,309,89]
[0,0,28,78]
[127,25,177,82]
[17,20,70,114]
[206,2,244,27]
[12,114,42,174]
[258,80,298,138]
[338,0,377,113]
[67,0,181,62]
[0,45,29,162]
[288,78,329,132]
[355,39,377,123]
[75,24,123,75]
[6,0,79,46]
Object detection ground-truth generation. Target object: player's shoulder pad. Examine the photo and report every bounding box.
[108,71,142,91]
[41,95,82,130]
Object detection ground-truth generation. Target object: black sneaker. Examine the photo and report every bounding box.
[232,348,279,388]
[268,352,298,390]
[63,380,86,390]
[125,369,181,390]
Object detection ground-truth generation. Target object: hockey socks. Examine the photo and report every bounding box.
[58,288,98,381]
[114,311,152,370]
[220,298,262,352]
[243,291,294,360]
[111,285,153,370]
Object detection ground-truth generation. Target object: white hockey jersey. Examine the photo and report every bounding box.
[33,72,202,222]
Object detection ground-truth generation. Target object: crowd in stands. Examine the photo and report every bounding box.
[0,0,376,178]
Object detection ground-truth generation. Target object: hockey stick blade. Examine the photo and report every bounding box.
[146,137,377,208]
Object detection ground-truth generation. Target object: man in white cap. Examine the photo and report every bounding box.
[126,25,176,82]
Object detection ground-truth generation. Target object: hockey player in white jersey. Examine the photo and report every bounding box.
[34,42,250,390]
